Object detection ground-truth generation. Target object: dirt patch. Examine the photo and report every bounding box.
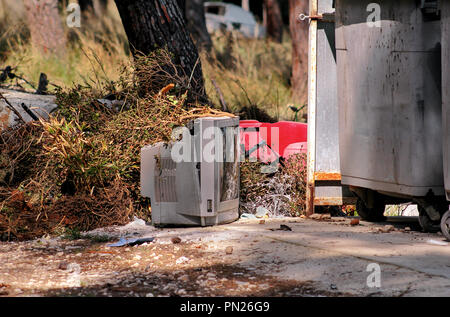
[0,237,347,297]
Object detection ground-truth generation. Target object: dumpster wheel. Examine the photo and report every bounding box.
[356,197,386,222]
[418,206,441,233]
[441,210,450,241]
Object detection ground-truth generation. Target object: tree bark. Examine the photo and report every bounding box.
[264,0,283,43]
[289,0,308,105]
[185,0,212,51]
[78,0,94,13]
[94,0,108,15]
[23,0,67,57]
[79,0,108,17]
[114,0,206,102]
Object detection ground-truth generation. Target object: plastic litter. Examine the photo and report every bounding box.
[255,206,270,218]
[107,237,155,247]
[176,256,190,264]
[426,239,448,246]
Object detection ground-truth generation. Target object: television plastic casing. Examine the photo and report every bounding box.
[141,116,240,227]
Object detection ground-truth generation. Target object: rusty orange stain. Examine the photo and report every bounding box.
[314,196,357,206]
[314,172,341,181]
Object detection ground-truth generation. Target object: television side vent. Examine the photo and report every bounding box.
[155,158,177,202]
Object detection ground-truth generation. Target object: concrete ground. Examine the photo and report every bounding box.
[0,216,449,297]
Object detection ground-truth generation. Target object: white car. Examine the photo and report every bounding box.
[204,2,266,39]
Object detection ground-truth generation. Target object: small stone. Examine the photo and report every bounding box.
[404,227,411,232]
[58,261,69,270]
[176,256,189,264]
[178,275,189,282]
[133,255,142,261]
[383,225,395,233]
[320,213,331,220]
[350,219,360,226]
[146,293,154,297]
[300,215,307,219]
[225,246,233,255]
[171,237,182,244]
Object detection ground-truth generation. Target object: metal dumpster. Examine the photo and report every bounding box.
[335,0,446,228]
[440,1,450,239]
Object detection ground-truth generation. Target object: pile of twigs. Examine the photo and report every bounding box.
[240,154,307,217]
[0,50,233,241]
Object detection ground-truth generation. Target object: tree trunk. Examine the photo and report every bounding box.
[176,0,186,18]
[114,0,206,102]
[242,0,250,11]
[23,0,67,57]
[185,0,212,51]
[78,0,94,13]
[79,0,108,16]
[289,0,308,105]
[264,0,283,43]
[94,0,108,15]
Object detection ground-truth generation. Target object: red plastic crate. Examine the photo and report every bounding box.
[239,120,307,162]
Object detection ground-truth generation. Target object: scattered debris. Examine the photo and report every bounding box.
[426,239,448,246]
[240,154,306,218]
[310,213,331,221]
[270,224,292,232]
[58,261,69,270]
[107,237,155,247]
[256,206,270,218]
[176,256,190,264]
[350,219,360,226]
[373,225,396,234]
[171,237,182,244]
[0,282,10,296]
[383,225,395,233]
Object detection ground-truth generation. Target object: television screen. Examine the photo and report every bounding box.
[220,127,239,202]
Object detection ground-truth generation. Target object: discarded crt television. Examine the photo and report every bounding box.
[141,116,240,227]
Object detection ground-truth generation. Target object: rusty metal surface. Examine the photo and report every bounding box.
[306,0,318,215]
[314,172,341,181]
[314,196,357,206]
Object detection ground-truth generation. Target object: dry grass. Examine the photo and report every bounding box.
[0,51,231,241]
[0,1,306,240]
[240,153,307,217]
[203,31,299,121]
[0,1,301,119]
